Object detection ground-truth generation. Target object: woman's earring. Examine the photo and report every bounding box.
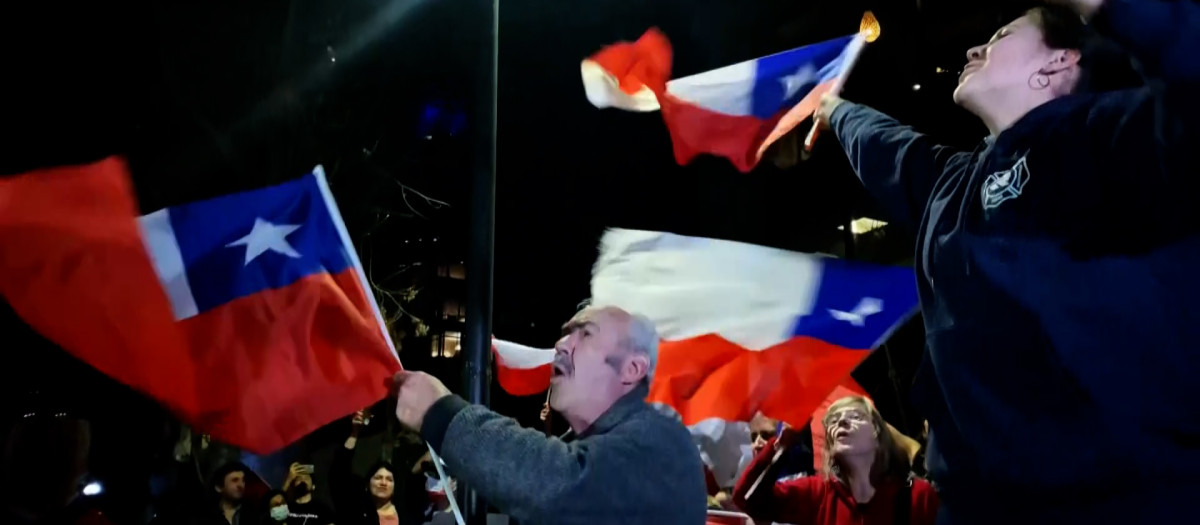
[1028,71,1051,90]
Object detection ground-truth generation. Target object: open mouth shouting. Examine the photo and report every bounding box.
[551,359,572,381]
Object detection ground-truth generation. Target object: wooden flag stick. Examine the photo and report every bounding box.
[542,387,554,436]
[803,12,881,155]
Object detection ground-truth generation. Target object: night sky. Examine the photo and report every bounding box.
[1,0,1039,508]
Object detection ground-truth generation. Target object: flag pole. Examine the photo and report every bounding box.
[312,168,465,525]
[542,387,554,435]
[803,12,880,155]
[461,0,499,522]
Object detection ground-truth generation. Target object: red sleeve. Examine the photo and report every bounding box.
[909,478,940,525]
[731,437,824,524]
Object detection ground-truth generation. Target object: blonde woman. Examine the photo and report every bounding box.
[732,397,937,525]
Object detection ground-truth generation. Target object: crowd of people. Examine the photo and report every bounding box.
[173,411,454,525]
[391,1,1199,523]
[4,0,1197,524]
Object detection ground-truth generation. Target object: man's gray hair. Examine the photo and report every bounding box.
[622,312,659,384]
[579,299,659,383]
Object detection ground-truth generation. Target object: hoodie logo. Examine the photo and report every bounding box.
[981,156,1030,210]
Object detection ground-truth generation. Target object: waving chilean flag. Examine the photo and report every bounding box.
[582,30,861,172]
[0,158,400,453]
[591,229,917,428]
[491,229,916,429]
[492,339,554,397]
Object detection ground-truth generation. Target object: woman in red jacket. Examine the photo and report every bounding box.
[732,396,938,525]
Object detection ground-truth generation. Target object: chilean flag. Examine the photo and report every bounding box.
[0,158,401,453]
[492,228,916,427]
[582,30,862,172]
[591,228,917,428]
[489,229,916,484]
[492,339,554,397]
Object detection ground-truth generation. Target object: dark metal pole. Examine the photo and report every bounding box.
[461,0,498,522]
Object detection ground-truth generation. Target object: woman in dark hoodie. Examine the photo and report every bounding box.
[331,411,427,525]
[813,0,1198,523]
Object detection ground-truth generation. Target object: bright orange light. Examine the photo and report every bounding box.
[861,11,881,42]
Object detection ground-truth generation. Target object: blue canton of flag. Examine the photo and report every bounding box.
[790,258,919,350]
[747,34,856,119]
[138,167,356,320]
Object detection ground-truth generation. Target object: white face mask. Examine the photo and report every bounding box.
[270,505,289,521]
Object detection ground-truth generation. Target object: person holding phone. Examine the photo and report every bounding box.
[280,463,333,525]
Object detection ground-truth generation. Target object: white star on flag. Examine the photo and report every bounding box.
[828,297,884,327]
[226,218,303,265]
[780,65,817,99]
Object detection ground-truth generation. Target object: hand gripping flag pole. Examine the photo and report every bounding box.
[312,168,467,525]
[803,12,881,155]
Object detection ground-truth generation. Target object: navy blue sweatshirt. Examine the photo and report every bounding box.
[829,1,1199,523]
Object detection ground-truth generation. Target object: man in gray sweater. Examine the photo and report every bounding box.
[394,305,707,525]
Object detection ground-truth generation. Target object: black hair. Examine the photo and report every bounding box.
[1026,5,1141,93]
[364,459,396,485]
[210,461,249,489]
[263,489,287,505]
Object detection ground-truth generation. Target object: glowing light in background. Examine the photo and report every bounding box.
[418,102,467,138]
[837,218,888,234]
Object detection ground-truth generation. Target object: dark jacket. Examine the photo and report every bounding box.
[188,503,253,525]
[422,383,708,525]
[829,0,1199,523]
[330,444,427,525]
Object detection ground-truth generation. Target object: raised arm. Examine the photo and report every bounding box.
[422,397,605,524]
[1072,0,1200,199]
[731,435,823,524]
[1084,0,1200,84]
[330,413,365,518]
[819,96,970,231]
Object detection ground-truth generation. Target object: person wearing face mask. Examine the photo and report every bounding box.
[279,463,332,525]
[393,305,707,525]
[812,0,1199,523]
[732,397,937,525]
[260,491,289,525]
